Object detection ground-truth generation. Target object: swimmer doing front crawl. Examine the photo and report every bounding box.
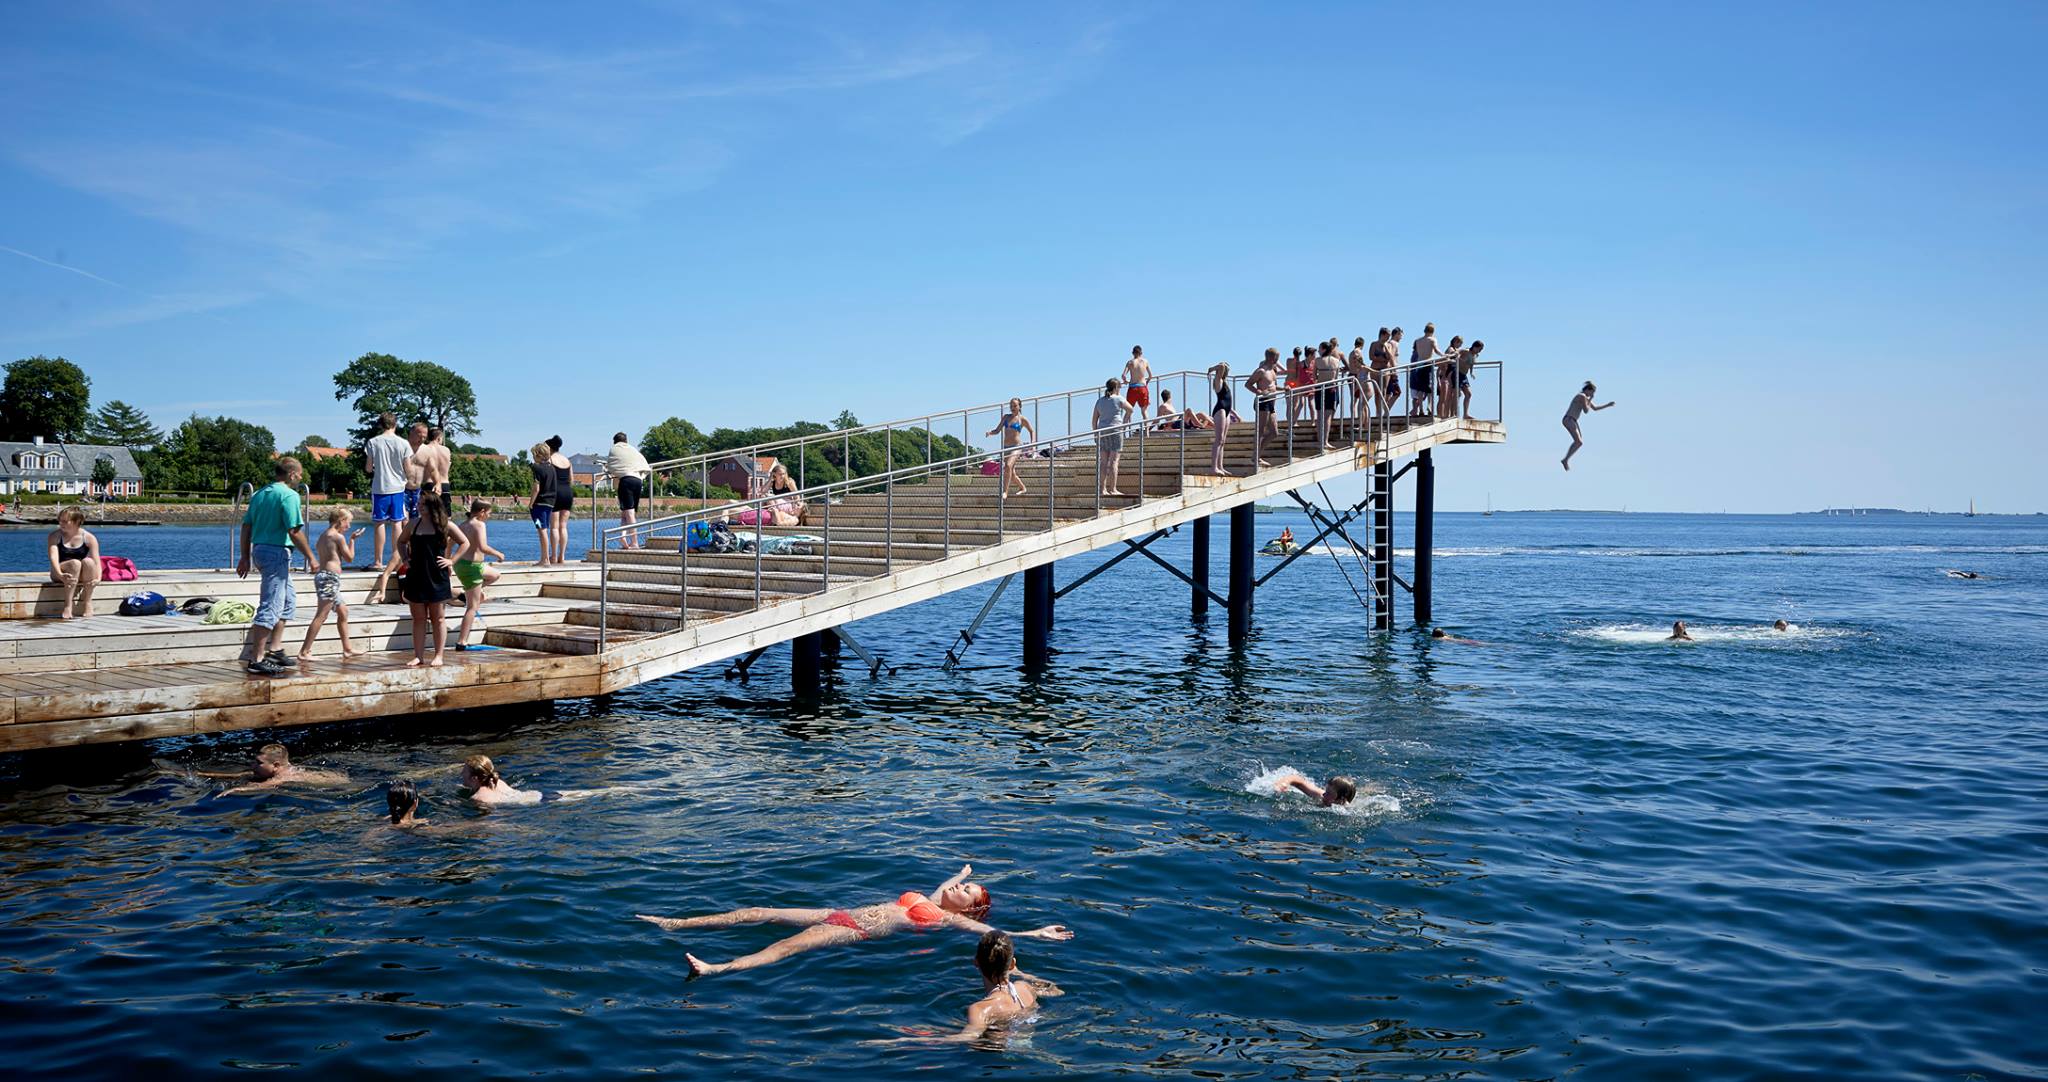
[638,864,1074,978]
[1273,772,1361,806]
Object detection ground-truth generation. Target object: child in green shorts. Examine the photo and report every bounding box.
[454,500,505,650]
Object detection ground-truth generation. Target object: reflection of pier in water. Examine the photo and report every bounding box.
[0,359,1503,752]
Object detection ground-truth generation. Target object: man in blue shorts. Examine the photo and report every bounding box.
[237,456,320,676]
[364,412,412,569]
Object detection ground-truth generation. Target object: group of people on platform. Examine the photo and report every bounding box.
[987,330,1489,499]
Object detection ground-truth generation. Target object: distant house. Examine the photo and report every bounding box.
[706,455,777,498]
[0,437,144,498]
[297,445,352,464]
[567,453,601,489]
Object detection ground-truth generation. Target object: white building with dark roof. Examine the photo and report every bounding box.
[0,437,144,497]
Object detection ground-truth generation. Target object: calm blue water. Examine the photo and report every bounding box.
[2,511,2044,1080]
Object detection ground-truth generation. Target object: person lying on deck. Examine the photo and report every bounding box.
[636,863,1073,978]
[207,743,350,795]
[868,930,1064,1045]
[1271,772,1359,807]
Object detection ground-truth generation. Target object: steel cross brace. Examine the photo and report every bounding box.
[942,573,1015,669]
[833,626,897,678]
[1258,491,1376,588]
[1116,530,1229,609]
[1054,528,1175,601]
[723,646,770,680]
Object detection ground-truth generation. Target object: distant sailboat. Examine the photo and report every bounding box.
[1484,492,1493,517]
[1965,498,1976,518]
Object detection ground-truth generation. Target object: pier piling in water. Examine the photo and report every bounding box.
[791,630,826,698]
[1228,503,1256,643]
[1022,563,1054,670]
[1191,515,1211,621]
[1414,449,1435,627]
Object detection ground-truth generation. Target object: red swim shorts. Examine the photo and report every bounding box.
[1126,384,1150,409]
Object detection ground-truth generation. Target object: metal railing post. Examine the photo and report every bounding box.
[599,545,609,652]
[680,514,690,629]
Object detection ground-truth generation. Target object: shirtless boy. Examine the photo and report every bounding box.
[297,507,363,662]
[412,426,453,505]
[1246,348,1282,465]
[1122,346,1153,414]
[453,500,505,650]
[211,743,349,796]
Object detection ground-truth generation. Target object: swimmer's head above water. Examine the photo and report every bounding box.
[976,930,1016,985]
[387,779,420,825]
[1321,776,1358,806]
[1670,620,1692,640]
[934,881,993,920]
[461,754,502,790]
[251,743,292,781]
[1772,619,1790,631]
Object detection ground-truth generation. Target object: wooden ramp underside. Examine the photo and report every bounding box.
[0,417,1500,751]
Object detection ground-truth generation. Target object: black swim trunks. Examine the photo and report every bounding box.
[617,475,644,512]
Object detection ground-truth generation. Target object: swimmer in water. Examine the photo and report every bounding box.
[870,930,1063,1045]
[1772,619,1790,631]
[1272,772,1359,806]
[1668,620,1694,641]
[211,743,349,796]
[1945,569,1982,580]
[1430,627,1484,644]
[386,779,426,827]
[636,864,1074,978]
[460,754,615,806]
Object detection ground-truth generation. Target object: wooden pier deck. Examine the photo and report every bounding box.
[0,396,1502,752]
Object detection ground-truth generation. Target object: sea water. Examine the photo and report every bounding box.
[1,512,2043,1079]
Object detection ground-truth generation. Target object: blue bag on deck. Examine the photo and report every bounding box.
[117,590,168,616]
[685,521,714,551]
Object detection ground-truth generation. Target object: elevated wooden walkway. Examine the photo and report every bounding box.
[0,365,1502,752]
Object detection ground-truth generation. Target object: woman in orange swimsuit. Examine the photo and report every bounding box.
[636,864,1074,978]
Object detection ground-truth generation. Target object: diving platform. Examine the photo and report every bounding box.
[0,361,1503,753]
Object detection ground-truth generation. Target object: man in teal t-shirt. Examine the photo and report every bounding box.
[238,457,319,676]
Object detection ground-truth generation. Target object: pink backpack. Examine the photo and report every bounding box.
[100,556,139,582]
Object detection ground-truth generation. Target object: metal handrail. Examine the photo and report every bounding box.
[590,355,1503,647]
[226,482,254,567]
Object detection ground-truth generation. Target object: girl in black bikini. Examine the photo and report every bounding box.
[45,506,100,619]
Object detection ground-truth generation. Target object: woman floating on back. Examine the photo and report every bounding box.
[637,864,1073,978]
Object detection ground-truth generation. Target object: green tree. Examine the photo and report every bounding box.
[640,416,707,464]
[332,352,480,443]
[145,415,277,494]
[90,457,117,497]
[85,399,163,448]
[305,451,368,496]
[0,356,93,441]
[298,434,333,449]
[452,441,497,456]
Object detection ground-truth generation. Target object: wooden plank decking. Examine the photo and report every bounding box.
[0,414,1502,752]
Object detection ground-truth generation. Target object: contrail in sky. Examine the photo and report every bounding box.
[0,244,129,290]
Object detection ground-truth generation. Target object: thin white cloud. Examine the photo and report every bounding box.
[0,245,129,290]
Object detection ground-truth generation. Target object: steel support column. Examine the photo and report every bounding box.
[1228,502,1256,644]
[1414,449,1435,628]
[1191,515,1211,621]
[1372,460,1394,631]
[1023,563,1054,670]
[792,630,825,698]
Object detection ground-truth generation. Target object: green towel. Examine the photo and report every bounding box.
[202,599,256,625]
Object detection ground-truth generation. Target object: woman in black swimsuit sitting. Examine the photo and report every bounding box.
[45,506,101,619]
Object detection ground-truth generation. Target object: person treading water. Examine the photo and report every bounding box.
[637,864,1074,978]
[1668,620,1694,641]
[206,743,349,796]
[870,930,1063,1046]
[386,779,426,828]
[1772,619,1790,632]
[1271,772,1359,806]
[1430,627,1484,644]
[460,754,622,806]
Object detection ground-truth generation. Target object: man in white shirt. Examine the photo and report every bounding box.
[604,432,653,549]
[363,412,413,569]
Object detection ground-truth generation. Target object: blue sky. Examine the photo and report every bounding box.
[2,1,2042,512]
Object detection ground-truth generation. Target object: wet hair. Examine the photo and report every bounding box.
[1377,327,1389,338]
[1324,776,1358,805]
[1773,619,1790,630]
[1160,388,1174,405]
[975,930,1016,984]
[327,506,353,526]
[613,432,629,445]
[387,779,418,823]
[57,505,85,526]
[274,455,302,481]
[1424,322,1436,335]
[1447,335,1463,349]
[1131,345,1143,356]
[1290,346,1302,358]
[1583,381,1597,393]
[252,743,290,780]
[956,882,992,919]
[427,426,443,443]
[1354,337,1365,347]
[464,754,500,787]
[378,411,397,431]
[1470,340,1484,352]
[1391,326,1403,337]
[1431,627,1448,639]
[468,499,490,517]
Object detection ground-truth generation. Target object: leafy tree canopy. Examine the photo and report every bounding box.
[640,417,707,464]
[85,399,163,448]
[333,352,480,443]
[0,355,92,442]
[143,414,278,495]
[298,434,333,449]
